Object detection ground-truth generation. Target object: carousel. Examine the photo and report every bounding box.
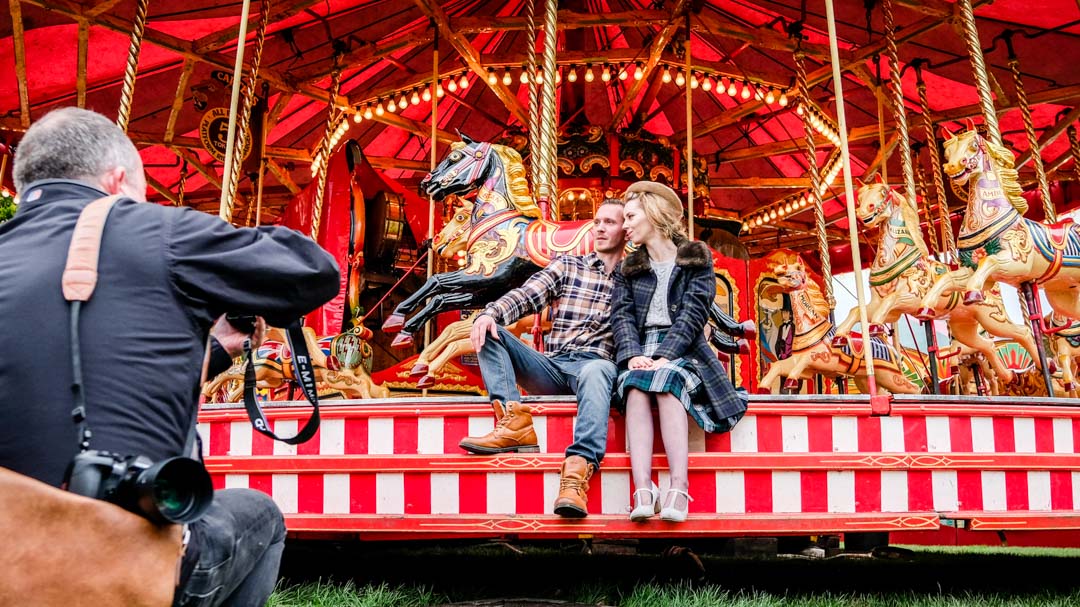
[3,0,1080,546]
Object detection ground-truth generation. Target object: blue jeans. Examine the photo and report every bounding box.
[174,488,286,607]
[477,326,616,467]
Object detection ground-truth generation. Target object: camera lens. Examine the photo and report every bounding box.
[133,457,213,524]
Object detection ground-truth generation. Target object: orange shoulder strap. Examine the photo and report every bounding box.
[61,195,124,302]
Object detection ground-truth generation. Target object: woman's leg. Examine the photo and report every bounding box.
[625,387,656,502]
[656,392,690,510]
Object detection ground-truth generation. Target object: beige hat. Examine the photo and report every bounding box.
[624,180,683,211]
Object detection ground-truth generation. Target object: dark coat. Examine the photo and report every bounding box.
[0,180,340,485]
[611,237,746,433]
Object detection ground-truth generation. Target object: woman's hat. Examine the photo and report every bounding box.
[624,181,683,210]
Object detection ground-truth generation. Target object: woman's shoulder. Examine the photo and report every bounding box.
[674,239,712,269]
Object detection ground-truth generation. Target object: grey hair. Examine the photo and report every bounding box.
[13,107,142,192]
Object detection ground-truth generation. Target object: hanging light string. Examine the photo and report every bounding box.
[794,49,834,309]
[116,0,150,132]
[224,0,272,220]
[913,62,956,260]
[1003,33,1054,221]
[311,68,341,241]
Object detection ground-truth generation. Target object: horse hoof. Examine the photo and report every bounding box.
[963,290,984,305]
[391,333,414,348]
[1063,382,1076,392]
[737,339,750,355]
[783,378,800,390]
[1048,360,1059,374]
[756,387,772,395]
[831,335,848,348]
[869,324,886,337]
[915,307,935,319]
[416,375,436,389]
[382,314,405,333]
[740,320,757,341]
[409,362,429,377]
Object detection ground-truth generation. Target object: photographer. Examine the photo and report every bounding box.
[0,108,340,606]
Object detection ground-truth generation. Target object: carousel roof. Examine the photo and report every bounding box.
[2,0,1078,258]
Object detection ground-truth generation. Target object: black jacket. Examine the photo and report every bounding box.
[0,180,339,485]
[611,238,747,433]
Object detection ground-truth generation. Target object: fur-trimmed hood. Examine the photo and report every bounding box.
[620,236,712,277]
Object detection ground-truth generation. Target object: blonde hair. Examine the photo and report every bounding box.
[625,189,687,242]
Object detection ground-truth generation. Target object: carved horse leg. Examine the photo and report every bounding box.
[412,318,474,377]
[950,317,1015,385]
[916,267,973,318]
[382,272,457,333]
[758,358,794,394]
[962,255,1012,304]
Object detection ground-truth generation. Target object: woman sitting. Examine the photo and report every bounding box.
[611,181,747,523]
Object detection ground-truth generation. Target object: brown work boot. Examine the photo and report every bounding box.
[458,401,539,454]
[553,455,595,518]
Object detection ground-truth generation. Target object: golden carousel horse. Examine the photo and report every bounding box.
[203,324,389,402]
[917,125,1080,323]
[759,262,921,394]
[833,182,1041,385]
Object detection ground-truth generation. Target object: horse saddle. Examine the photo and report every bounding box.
[1045,217,1076,251]
[0,466,183,607]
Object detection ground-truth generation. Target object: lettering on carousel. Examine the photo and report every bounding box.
[199,108,251,163]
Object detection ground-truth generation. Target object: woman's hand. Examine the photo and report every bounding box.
[629,356,654,370]
[652,357,670,367]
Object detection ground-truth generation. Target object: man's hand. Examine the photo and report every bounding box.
[470,314,500,352]
[211,315,267,358]
[629,356,653,370]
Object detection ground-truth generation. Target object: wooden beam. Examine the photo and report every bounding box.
[456,9,670,33]
[293,28,434,82]
[9,0,31,127]
[710,177,811,189]
[266,158,300,194]
[694,11,848,63]
[76,18,88,108]
[366,156,430,172]
[193,0,323,53]
[1016,105,1080,168]
[85,0,122,17]
[412,0,529,126]
[265,92,293,133]
[893,0,957,19]
[608,0,688,131]
[172,147,223,190]
[164,59,196,143]
[146,173,181,206]
[366,108,458,144]
[716,137,830,163]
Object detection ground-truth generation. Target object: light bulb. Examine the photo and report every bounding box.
[765,88,776,104]
[567,67,578,82]
[784,202,792,213]
[618,68,627,81]
[702,77,713,91]
[727,81,737,96]
[363,105,373,119]
[601,64,611,82]
[769,209,777,220]
[447,78,458,93]
[662,66,672,83]
[520,69,529,84]
[487,68,497,85]
[555,69,561,84]
[796,103,804,116]
[387,98,397,112]
[436,82,444,97]
[779,91,789,107]
[375,100,385,116]
[675,70,685,86]
[411,89,421,105]
[536,70,543,84]
[740,81,751,99]
[353,111,362,123]
[584,64,595,82]
[398,93,408,108]
[422,86,432,102]
[459,74,469,89]
[690,73,699,89]
[502,69,513,86]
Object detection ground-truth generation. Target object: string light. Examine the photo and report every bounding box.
[411,89,420,105]
[447,78,458,93]
[765,88,776,104]
[779,91,789,107]
[740,81,751,99]
[375,99,385,116]
[398,92,409,109]
[662,65,672,83]
[633,62,644,81]
[487,68,497,85]
[567,67,578,82]
[502,68,513,86]
[702,76,713,92]
[459,74,469,89]
[601,64,611,82]
[727,80,738,96]
[584,64,594,82]
[690,72,700,89]
[387,97,397,112]
[422,86,432,102]
[675,70,685,87]
[353,110,362,123]
[436,81,445,97]
[520,68,529,84]
[535,69,544,84]
[363,104,373,119]
[618,67,628,81]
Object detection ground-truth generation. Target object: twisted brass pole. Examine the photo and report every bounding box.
[882,0,917,213]
[176,159,187,207]
[685,26,694,239]
[915,160,940,254]
[525,0,540,189]
[1008,54,1054,220]
[794,50,834,309]
[224,0,272,217]
[915,66,956,260]
[956,0,1001,145]
[116,0,150,132]
[310,70,340,240]
[536,0,558,216]
[219,0,253,220]
[1070,125,1080,182]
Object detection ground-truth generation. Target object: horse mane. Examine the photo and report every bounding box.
[894,188,931,256]
[980,135,1028,215]
[800,273,831,318]
[492,144,542,218]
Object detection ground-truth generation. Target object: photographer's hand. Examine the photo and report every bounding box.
[211,315,267,357]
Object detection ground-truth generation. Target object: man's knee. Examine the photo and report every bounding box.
[578,359,617,385]
[213,488,286,542]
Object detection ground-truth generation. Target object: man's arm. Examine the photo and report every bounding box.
[481,258,566,325]
[166,208,340,327]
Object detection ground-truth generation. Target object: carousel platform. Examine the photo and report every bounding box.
[197,394,1080,543]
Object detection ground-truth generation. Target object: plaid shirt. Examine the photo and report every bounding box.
[482,253,615,359]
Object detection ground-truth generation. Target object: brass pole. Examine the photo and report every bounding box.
[224,0,272,214]
[219,0,253,220]
[685,19,694,239]
[794,51,834,309]
[956,0,1001,145]
[116,0,150,132]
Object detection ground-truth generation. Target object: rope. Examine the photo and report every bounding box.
[882,0,917,212]
[915,65,956,260]
[224,0,271,216]
[915,158,940,254]
[116,0,150,132]
[956,0,1001,145]
[1008,54,1054,221]
[536,0,558,216]
[1070,125,1080,183]
[794,50,834,309]
[311,69,341,240]
[525,0,540,189]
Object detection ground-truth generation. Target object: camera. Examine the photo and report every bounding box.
[225,313,258,334]
[65,451,213,525]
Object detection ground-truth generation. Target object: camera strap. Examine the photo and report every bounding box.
[241,322,320,444]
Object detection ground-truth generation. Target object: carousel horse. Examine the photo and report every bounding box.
[917,125,1080,323]
[203,324,388,402]
[759,262,921,395]
[1048,314,1080,395]
[833,181,1041,384]
[382,135,755,349]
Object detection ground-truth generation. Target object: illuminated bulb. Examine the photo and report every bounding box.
[779,91,789,107]
[784,202,793,214]
[353,111,362,123]
[675,70,685,87]
[765,88,776,104]
[436,82,444,97]
[584,64,595,82]
[567,67,578,82]
[690,73,699,89]
[459,74,469,89]
[502,69,513,86]
[422,86,432,102]
[634,62,644,80]
[387,98,397,112]
[411,89,420,105]
[555,69,561,84]
[702,77,713,92]
[727,80,738,96]
[796,103,804,116]
[662,66,672,83]
[601,65,612,82]
[740,81,751,99]
[398,93,409,108]
[375,100,385,116]
[487,68,497,85]
[520,70,529,84]
[447,78,458,93]
[777,205,786,217]
[755,216,764,227]
[769,209,777,220]
[535,70,543,84]
[363,105,373,119]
